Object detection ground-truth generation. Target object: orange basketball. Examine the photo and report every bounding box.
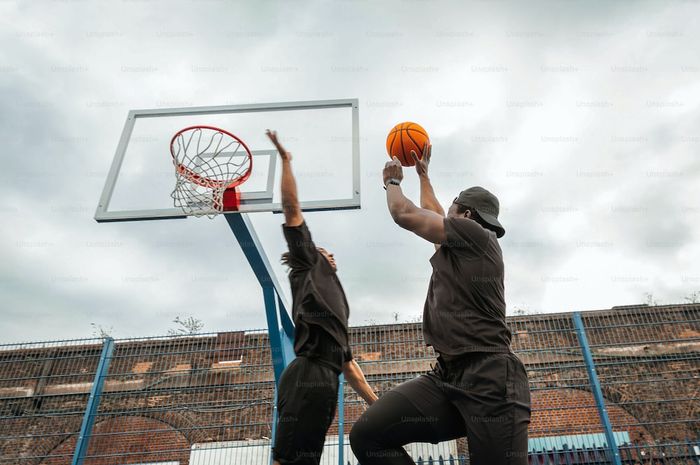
[386,122,430,167]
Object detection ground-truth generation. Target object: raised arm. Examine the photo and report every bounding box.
[266,130,303,227]
[342,359,378,405]
[411,144,444,251]
[411,144,445,217]
[384,157,446,244]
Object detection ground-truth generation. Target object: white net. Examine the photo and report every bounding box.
[170,126,252,217]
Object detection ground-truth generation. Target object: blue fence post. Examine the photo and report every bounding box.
[71,337,114,465]
[338,374,345,465]
[572,312,622,465]
[270,388,279,465]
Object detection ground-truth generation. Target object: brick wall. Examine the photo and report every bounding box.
[41,416,190,465]
[0,304,698,463]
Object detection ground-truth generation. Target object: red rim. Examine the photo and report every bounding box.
[170,125,253,189]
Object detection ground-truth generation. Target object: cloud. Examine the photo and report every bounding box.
[1,0,699,343]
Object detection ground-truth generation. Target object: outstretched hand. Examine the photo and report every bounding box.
[266,129,292,162]
[411,142,432,178]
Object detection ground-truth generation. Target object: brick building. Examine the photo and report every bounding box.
[1,303,698,464]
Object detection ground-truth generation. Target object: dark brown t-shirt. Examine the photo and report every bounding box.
[423,217,512,357]
[283,221,353,374]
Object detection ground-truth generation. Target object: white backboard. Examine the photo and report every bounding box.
[95,99,360,222]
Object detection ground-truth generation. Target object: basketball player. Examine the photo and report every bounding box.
[350,146,531,465]
[266,130,378,465]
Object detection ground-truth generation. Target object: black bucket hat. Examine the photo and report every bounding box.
[455,186,505,238]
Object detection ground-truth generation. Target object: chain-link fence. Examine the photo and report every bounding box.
[1,304,698,465]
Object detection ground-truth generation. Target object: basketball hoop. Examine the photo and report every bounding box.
[170,126,253,217]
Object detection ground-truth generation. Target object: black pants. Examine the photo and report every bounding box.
[273,356,339,465]
[350,352,531,465]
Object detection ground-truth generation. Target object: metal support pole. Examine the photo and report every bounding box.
[337,374,345,465]
[278,294,295,340]
[262,286,296,381]
[72,337,114,465]
[270,389,280,465]
[572,312,622,465]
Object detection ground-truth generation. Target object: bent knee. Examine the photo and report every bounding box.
[349,415,376,450]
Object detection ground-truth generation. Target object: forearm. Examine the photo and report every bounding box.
[348,377,378,405]
[280,159,303,226]
[383,156,446,244]
[419,176,445,217]
[385,184,447,243]
[344,361,378,405]
[386,184,419,222]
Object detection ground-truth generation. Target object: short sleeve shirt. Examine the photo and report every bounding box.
[422,217,512,357]
[283,222,353,373]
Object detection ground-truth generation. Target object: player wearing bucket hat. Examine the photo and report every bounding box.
[351,145,530,465]
[454,186,505,238]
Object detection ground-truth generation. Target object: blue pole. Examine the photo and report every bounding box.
[572,312,622,465]
[72,337,114,465]
[270,389,279,465]
[278,294,295,339]
[262,287,295,381]
[338,374,345,465]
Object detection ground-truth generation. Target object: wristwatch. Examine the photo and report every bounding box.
[384,178,401,190]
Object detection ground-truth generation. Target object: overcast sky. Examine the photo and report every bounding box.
[1,0,699,344]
